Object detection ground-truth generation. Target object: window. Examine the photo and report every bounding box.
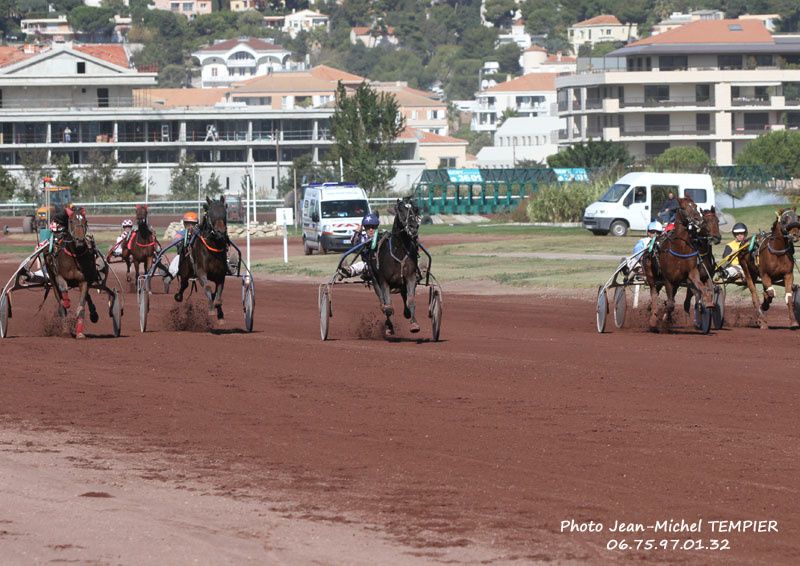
[659,55,687,71]
[696,84,711,103]
[211,67,218,77]
[644,85,669,103]
[696,113,711,132]
[685,188,707,203]
[411,110,418,119]
[718,55,742,70]
[743,112,769,131]
[755,54,773,67]
[633,186,647,203]
[438,157,457,168]
[170,2,179,10]
[77,62,86,74]
[644,114,670,132]
[321,200,369,219]
[183,2,193,10]
[645,142,670,156]
[97,88,109,108]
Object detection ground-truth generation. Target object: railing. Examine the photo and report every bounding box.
[558,129,569,140]
[621,126,715,136]
[585,99,603,109]
[0,97,138,110]
[557,101,568,111]
[227,59,257,68]
[732,97,770,106]
[621,97,713,108]
[733,126,772,135]
[0,197,404,217]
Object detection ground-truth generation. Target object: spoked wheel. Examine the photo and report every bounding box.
[429,287,443,342]
[138,279,149,333]
[713,285,725,330]
[319,285,331,341]
[243,279,255,333]
[613,286,626,329]
[0,292,10,339]
[793,285,800,324]
[596,286,608,333]
[694,301,712,334]
[163,276,171,294]
[111,290,122,337]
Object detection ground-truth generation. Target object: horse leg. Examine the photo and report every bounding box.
[375,281,394,336]
[125,256,131,282]
[174,275,188,302]
[784,271,798,328]
[199,274,215,315]
[75,281,88,339]
[405,276,419,333]
[664,282,676,328]
[86,293,99,324]
[214,280,224,320]
[55,274,70,313]
[647,284,661,331]
[761,273,775,313]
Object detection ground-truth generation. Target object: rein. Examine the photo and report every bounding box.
[200,234,225,253]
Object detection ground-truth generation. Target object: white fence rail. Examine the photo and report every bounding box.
[0,197,404,217]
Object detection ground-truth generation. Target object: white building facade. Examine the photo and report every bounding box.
[472,73,558,133]
[475,116,562,167]
[193,38,293,88]
[568,15,638,55]
[556,19,800,165]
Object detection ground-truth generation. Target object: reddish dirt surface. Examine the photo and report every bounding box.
[1,245,799,563]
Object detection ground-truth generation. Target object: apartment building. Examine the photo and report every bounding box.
[555,19,800,165]
[568,15,638,55]
[372,82,448,135]
[472,73,558,132]
[193,38,292,88]
[521,46,576,74]
[20,16,75,42]
[350,26,399,48]
[152,0,212,19]
[0,50,447,195]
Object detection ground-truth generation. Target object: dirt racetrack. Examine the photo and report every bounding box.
[1,253,799,564]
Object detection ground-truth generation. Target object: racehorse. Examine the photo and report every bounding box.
[121,204,158,283]
[738,207,799,329]
[45,207,100,339]
[682,205,722,314]
[643,198,716,332]
[174,196,228,321]
[370,197,421,337]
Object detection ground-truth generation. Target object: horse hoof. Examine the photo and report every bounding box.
[409,322,420,333]
[90,311,99,324]
[382,305,394,316]
[384,326,394,337]
[174,293,183,303]
[403,307,411,319]
[76,333,86,340]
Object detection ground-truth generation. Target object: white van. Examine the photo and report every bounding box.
[583,172,715,237]
[301,182,371,254]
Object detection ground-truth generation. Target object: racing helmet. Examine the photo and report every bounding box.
[647,220,663,233]
[732,222,748,235]
[182,211,199,224]
[361,212,380,228]
[122,219,133,229]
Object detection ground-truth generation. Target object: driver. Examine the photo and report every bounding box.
[108,219,133,260]
[339,212,380,278]
[167,211,199,278]
[720,222,748,282]
[624,220,662,276]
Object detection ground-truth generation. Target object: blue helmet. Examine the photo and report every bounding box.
[361,212,380,228]
[647,220,663,233]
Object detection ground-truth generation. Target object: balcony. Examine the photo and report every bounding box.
[557,101,568,112]
[227,59,257,68]
[732,97,770,107]
[558,129,568,140]
[621,97,714,108]
[585,99,603,110]
[621,126,716,137]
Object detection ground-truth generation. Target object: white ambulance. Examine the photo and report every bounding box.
[583,172,716,236]
[301,182,371,254]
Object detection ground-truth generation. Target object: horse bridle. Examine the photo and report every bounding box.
[397,201,420,240]
[779,210,800,242]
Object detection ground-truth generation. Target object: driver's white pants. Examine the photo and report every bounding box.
[168,255,180,277]
[348,260,366,276]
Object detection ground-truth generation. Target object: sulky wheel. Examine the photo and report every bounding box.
[793,285,800,325]
[713,285,725,330]
[596,286,608,333]
[243,281,255,333]
[138,282,149,333]
[319,286,331,341]
[429,287,443,342]
[613,286,626,329]
[111,290,122,337]
[0,292,10,339]
[695,303,712,335]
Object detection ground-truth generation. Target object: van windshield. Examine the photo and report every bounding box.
[599,183,630,203]
[321,199,369,219]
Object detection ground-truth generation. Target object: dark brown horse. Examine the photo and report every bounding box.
[121,204,158,283]
[738,207,799,329]
[643,198,716,332]
[683,206,722,314]
[45,206,100,339]
[370,197,421,337]
[174,196,228,321]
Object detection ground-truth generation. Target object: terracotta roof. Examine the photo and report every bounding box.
[525,45,546,52]
[134,88,228,108]
[376,84,444,107]
[231,72,336,94]
[418,131,467,145]
[0,46,35,68]
[629,18,773,46]
[574,15,621,27]
[196,38,284,53]
[544,54,577,63]
[352,25,396,35]
[485,73,557,93]
[73,44,129,68]
[309,64,364,84]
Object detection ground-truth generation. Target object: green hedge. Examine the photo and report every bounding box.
[527,178,612,222]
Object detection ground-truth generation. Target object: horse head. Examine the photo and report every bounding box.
[66,206,89,249]
[700,205,721,245]
[778,207,800,242]
[203,195,227,239]
[393,197,420,240]
[135,204,148,225]
[676,197,703,233]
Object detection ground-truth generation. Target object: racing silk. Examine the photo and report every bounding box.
[115,230,131,247]
[722,238,745,266]
[633,236,654,255]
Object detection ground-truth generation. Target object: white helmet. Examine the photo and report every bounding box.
[122,219,133,228]
[647,220,663,233]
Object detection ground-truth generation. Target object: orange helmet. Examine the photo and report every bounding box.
[182,211,198,223]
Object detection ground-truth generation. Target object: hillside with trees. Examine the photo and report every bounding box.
[4,1,800,98]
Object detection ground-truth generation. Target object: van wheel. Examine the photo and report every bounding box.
[610,221,628,237]
[303,236,312,255]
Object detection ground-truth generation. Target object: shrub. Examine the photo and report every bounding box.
[527,179,611,222]
[510,197,530,222]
